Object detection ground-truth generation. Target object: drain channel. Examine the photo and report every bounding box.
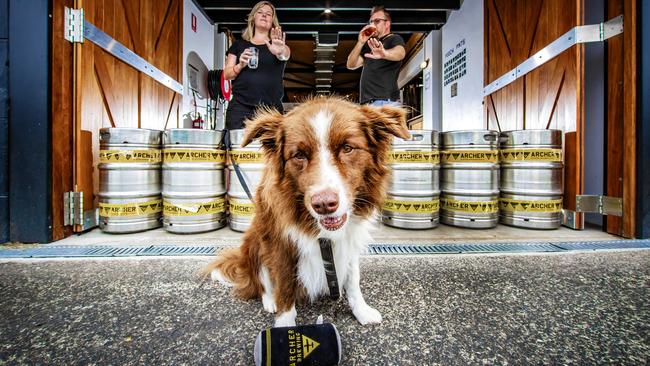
[0,240,649,259]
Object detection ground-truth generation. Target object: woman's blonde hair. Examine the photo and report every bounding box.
[242,1,280,41]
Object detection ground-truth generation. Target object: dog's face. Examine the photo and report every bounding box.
[242,97,409,237]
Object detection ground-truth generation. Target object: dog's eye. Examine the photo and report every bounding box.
[293,151,307,160]
[342,144,354,154]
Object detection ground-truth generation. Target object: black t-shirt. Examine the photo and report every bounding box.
[359,34,406,104]
[227,39,286,110]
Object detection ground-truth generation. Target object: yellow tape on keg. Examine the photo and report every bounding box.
[441,150,498,163]
[387,151,440,164]
[99,199,163,217]
[163,149,226,163]
[440,198,499,213]
[163,198,226,216]
[499,149,563,162]
[99,149,161,163]
[499,198,563,212]
[229,150,264,164]
[383,199,440,213]
[229,200,256,216]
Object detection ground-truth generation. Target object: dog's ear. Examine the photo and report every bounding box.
[242,107,283,148]
[360,105,410,143]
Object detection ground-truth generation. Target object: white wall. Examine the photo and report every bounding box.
[182,0,214,127]
[441,0,484,131]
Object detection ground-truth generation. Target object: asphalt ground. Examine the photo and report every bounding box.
[1,250,648,365]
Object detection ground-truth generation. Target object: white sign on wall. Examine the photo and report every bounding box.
[441,0,484,131]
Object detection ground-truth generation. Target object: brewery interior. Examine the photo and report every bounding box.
[1,0,647,246]
[2,2,649,364]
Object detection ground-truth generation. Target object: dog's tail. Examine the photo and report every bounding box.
[203,243,262,300]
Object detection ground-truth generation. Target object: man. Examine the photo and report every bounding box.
[346,6,406,106]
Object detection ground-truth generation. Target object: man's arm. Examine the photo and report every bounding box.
[364,38,406,62]
[346,41,365,70]
[347,25,377,70]
[382,45,405,61]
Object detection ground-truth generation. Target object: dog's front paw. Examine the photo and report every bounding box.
[353,304,382,325]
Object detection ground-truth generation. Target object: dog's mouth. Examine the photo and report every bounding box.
[319,213,348,231]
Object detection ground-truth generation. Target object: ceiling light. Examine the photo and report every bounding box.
[420,58,430,69]
[324,8,332,14]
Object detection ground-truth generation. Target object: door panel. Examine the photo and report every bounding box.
[51,0,182,235]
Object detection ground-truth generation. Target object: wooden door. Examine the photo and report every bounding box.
[51,0,182,238]
[484,0,584,227]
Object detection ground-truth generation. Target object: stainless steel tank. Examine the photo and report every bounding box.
[382,130,440,229]
[162,129,227,233]
[227,129,264,232]
[98,128,162,233]
[499,129,563,229]
[440,130,500,228]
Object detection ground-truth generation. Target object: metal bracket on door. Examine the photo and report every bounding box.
[561,209,584,230]
[483,15,624,96]
[63,6,183,94]
[576,195,623,216]
[64,191,98,231]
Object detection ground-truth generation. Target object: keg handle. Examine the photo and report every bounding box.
[483,134,498,142]
[406,133,424,141]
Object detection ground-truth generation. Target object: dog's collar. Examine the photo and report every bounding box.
[318,238,340,300]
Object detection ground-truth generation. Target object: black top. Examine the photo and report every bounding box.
[359,34,406,104]
[227,39,286,110]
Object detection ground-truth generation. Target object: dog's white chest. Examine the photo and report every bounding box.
[287,226,368,302]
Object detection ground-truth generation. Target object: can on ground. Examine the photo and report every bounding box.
[440,130,500,228]
[227,129,265,232]
[382,130,440,229]
[162,129,227,233]
[98,128,162,233]
[499,129,563,229]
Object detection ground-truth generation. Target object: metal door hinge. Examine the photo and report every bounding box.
[64,7,84,43]
[64,191,98,231]
[576,195,623,216]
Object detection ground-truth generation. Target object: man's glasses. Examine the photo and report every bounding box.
[368,18,387,25]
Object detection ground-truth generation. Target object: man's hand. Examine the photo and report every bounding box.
[357,25,376,45]
[364,37,386,59]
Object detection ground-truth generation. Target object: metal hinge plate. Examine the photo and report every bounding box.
[576,195,623,216]
[64,7,84,43]
[64,191,98,231]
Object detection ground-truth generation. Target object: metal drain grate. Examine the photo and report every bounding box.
[552,240,650,251]
[0,240,649,259]
[367,243,559,255]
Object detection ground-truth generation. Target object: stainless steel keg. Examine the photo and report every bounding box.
[162,129,227,233]
[382,130,440,229]
[98,128,162,233]
[227,129,264,232]
[499,129,563,229]
[440,130,500,228]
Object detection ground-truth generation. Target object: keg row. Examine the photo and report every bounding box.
[382,129,564,230]
[98,128,261,234]
[98,128,563,234]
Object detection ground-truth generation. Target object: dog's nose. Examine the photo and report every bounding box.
[311,190,339,215]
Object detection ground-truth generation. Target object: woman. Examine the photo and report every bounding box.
[224,1,290,130]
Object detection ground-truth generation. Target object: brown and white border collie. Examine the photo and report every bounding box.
[205,97,409,327]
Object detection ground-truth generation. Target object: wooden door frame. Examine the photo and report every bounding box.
[605,0,637,238]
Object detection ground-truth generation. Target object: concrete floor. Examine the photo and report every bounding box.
[52,222,618,247]
[1,251,648,365]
